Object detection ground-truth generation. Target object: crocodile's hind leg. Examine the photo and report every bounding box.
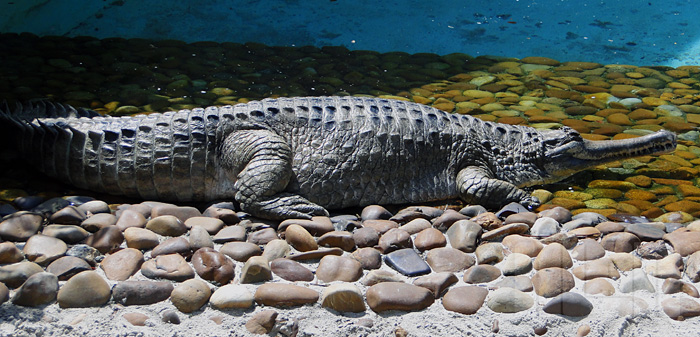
[456,167,540,210]
[220,129,329,220]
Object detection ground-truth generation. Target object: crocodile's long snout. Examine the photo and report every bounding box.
[575,129,677,161]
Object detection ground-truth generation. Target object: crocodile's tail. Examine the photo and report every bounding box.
[0,101,226,203]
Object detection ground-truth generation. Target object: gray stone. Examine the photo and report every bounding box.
[41,225,89,244]
[445,220,482,253]
[0,212,42,241]
[11,272,58,307]
[112,281,174,305]
[57,271,111,308]
[619,268,655,293]
[530,217,560,237]
[220,241,262,262]
[542,292,593,317]
[487,288,534,313]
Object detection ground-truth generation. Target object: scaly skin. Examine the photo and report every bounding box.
[0,97,678,219]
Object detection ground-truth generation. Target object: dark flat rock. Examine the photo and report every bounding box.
[384,248,431,277]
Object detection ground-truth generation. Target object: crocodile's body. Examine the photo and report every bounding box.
[1,96,677,219]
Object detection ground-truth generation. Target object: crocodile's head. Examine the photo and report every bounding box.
[534,126,677,185]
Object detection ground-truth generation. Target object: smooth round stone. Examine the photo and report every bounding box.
[361,205,393,221]
[609,252,642,271]
[662,297,700,320]
[385,248,431,276]
[212,225,246,243]
[463,265,501,284]
[270,258,314,282]
[116,204,152,219]
[152,237,191,258]
[595,221,626,235]
[539,207,572,224]
[141,254,195,281]
[399,218,432,235]
[278,216,333,235]
[625,223,665,241]
[619,268,654,293]
[352,227,379,248]
[366,282,434,312]
[184,217,224,234]
[146,215,187,236]
[541,232,578,249]
[572,258,620,280]
[600,232,641,253]
[0,212,43,241]
[532,268,575,298]
[542,292,593,317]
[202,206,240,226]
[192,247,235,285]
[46,256,91,281]
[0,261,43,288]
[123,313,149,326]
[445,220,482,253]
[662,279,700,297]
[530,217,561,237]
[289,247,343,260]
[12,272,58,307]
[321,283,366,312]
[150,205,201,222]
[245,310,277,334]
[583,278,615,296]
[316,255,363,282]
[663,228,700,257]
[686,251,700,282]
[114,210,146,231]
[433,210,469,231]
[413,228,446,251]
[413,272,458,298]
[0,241,24,264]
[533,243,573,270]
[77,200,110,214]
[112,281,174,305]
[571,239,606,261]
[425,247,475,273]
[210,284,254,309]
[57,271,111,308]
[49,206,86,225]
[502,235,544,257]
[482,223,530,241]
[123,227,159,250]
[189,226,214,250]
[85,226,124,254]
[100,248,143,281]
[475,243,504,265]
[41,225,89,244]
[646,253,683,279]
[284,224,318,252]
[487,288,534,313]
[82,213,118,232]
[23,234,67,265]
[344,245,379,269]
[500,253,532,276]
[254,283,319,307]
[220,241,262,262]
[0,283,8,304]
[378,228,412,253]
[171,279,211,313]
[240,256,272,283]
[317,231,355,251]
[503,211,537,226]
[161,309,181,324]
[362,270,402,286]
[611,296,648,316]
[494,275,533,292]
[442,286,488,315]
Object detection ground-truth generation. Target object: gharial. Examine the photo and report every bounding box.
[0,96,677,220]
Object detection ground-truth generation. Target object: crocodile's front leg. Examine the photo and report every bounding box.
[220,129,329,220]
[456,166,540,210]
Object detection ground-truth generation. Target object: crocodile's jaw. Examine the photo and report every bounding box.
[541,129,677,184]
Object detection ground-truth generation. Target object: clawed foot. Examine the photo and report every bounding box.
[520,196,541,211]
[243,193,329,220]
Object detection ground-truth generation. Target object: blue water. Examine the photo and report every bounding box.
[1,0,698,66]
